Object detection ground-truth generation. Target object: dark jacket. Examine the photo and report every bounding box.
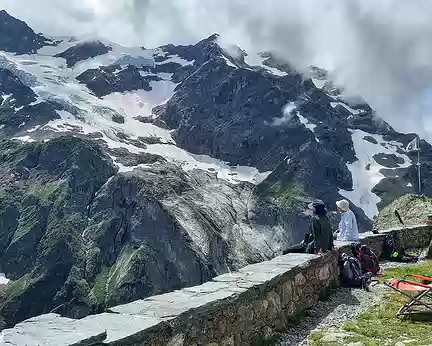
[310,215,334,253]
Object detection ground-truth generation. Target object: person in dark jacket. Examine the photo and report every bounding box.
[308,199,334,255]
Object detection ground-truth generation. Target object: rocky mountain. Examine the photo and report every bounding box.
[0,10,53,55]
[373,194,432,230]
[1,10,432,328]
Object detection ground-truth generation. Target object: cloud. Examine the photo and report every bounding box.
[272,103,297,126]
[2,0,432,139]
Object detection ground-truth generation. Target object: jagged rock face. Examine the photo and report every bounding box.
[256,141,371,233]
[76,64,157,97]
[158,33,221,65]
[54,41,112,68]
[0,68,61,136]
[157,59,311,171]
[0,10,51,54]
[0,136,116,326]
[0,68,36,106]
[83,168,215,308]
[0,138,289,327]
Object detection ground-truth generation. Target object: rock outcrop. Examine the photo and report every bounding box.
[54,40,112,67]
[76,64,157,97]
[0,137,292,327]
[0,10,52,54]
[373,194,432,230]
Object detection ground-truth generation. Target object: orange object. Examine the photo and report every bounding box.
[391,279,431,291]
[409,274,432,283]
[385,279,432,317]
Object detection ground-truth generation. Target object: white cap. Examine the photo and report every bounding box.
[336,199,350,211]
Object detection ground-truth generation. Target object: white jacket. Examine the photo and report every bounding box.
[337,210,359,241]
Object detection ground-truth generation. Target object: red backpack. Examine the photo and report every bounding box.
[358,245,380,274]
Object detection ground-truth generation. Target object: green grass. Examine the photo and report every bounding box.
[105,246,141,305]
[309,331,325,346]
[90,266,110,308]
[310,261,432,346]
[309,331,343,346]
[10,204,42,244]
[30,182,61,202]
[3,273,41,302]
[256,180,306,209]
[252,334,281,346]
[379,261,432,281]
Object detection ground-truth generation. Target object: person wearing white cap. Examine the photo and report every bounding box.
[335,199,359,241]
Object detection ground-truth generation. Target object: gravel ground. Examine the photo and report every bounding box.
[279,284,386,345]
[279,261,412,346]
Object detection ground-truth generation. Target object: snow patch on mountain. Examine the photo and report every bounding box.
[330,101,362,115]
[339,130,412,219]
[297,114,317,132]
[297,113,320,143]
[0,93,13,102]
[12,135,35,142]
[146,144,271,184]
[222,55,238,68]
[311,78,327,89]
[0,273,9,285]
[244,52,287,76]
[26,125,40,133]
[37,38,154,77]
[102,83,177,123]
[160,54,194,67]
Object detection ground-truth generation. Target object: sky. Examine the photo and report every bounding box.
[2,0,432,139]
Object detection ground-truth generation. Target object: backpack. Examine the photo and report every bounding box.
[382,231,418,263]
[358,245,380,274]
[339,254,362,281]
[383,231,405,260]
[338,253,369,289]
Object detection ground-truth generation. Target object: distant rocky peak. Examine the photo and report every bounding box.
[0,10,52,54]
[54,40,112,67]
[158,33,225,66]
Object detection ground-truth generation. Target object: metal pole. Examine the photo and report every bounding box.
[418,137,421,195]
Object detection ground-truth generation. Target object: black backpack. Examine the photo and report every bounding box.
[383,231,418,263]
[338,253,368,288]
[383,231,405,260]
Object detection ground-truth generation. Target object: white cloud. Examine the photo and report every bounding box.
[2,0,432,139]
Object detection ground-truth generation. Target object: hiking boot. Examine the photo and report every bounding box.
[362,272,373,291]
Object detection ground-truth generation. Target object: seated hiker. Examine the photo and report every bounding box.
[334,199,359,242]
[283,232,313,255]
[308,199,334,255]
[351,243,380,275]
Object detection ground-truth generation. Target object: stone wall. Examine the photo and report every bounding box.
[1,225,431,346]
